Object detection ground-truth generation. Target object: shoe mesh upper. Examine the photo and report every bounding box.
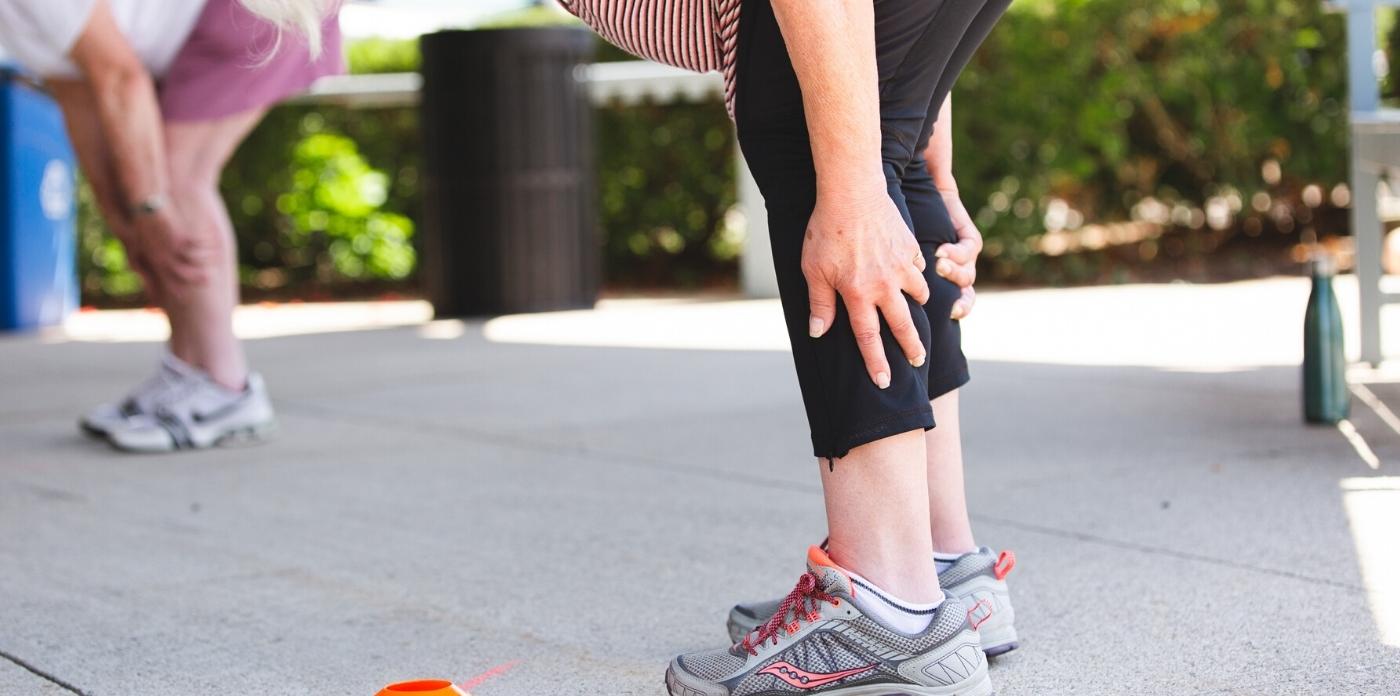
[683,598,973,695]
[936,548,997,589]
[840,598,968,655]
[731,630,902,696]
[678,648,747,681]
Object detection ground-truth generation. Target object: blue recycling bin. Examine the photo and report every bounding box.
[0,67,77,331]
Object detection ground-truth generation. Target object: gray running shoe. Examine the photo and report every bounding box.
[79,353,198,437]
[105,372,276,453]
[727,547,1019,657]
[666,546,993,696]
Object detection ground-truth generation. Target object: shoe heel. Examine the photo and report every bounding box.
[978,624,1020,657]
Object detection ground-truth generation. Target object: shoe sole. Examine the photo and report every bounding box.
[978,623,1020,657]
[213,420,278,448]
[107,420,277,454]
[665,663,994,696]
[79,421,108,439]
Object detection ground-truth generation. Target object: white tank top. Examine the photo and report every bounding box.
[0,0,206,78]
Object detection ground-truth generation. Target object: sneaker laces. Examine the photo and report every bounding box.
[739,572,840,656]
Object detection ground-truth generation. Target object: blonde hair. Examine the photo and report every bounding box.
[239,0,337,56]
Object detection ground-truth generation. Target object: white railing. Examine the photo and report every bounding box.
[1333,0,1400,364]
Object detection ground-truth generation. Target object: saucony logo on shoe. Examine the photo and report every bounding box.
[966,598,994,629]
[757,661,877,689]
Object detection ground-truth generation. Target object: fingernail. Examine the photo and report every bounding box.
[937,260,952,276]
[911,354,925,367]
[935,248,949,259]
[876,372,891,389]
[809,317,824,337]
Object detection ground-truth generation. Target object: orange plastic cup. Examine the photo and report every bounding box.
[376,679,467,696]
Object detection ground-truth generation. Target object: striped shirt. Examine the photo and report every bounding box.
[559,0,743,117]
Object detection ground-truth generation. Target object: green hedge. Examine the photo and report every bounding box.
[78,0,1356,303]
[950,0,1349,283]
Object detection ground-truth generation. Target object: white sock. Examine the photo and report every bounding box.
[845,570,943,634]
[933,550,970,574]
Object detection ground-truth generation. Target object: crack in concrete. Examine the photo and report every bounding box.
[0,649,87,696]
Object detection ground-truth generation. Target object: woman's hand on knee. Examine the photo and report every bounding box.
[133,206,209,296]
[933,188,981,320]
[110,230,164,304]
[803,192,930,390]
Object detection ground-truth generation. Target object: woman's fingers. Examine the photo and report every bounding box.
[806,270,838,338]
[935,256,976,288]
[904,263,931,306]
[882,292,925,368]
[128,254,162,303]
[934,240,970,265]
[951,285,976,320]
[934,216,983,290]
[848,303,893,389]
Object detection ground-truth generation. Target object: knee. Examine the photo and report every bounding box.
[166,171,235,258]
[167,152,220,197]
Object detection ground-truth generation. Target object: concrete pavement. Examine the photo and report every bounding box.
[2,277,1398,695]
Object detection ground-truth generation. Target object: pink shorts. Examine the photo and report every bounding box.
[158,0,344,122]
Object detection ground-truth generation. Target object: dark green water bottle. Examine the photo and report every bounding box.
[1303,253,1349,424]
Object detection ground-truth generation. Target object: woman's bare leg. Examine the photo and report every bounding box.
[821,430,943,603]
[926,390,978,555]
[160,110,265,390]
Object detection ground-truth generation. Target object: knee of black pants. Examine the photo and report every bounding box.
[920,243,970,401]
[904,168,971,402]
[791,278,936,461]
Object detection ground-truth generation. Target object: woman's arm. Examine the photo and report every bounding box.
[771,0,930,388]
[47,79,161,300]
[68,0,166,214]
[48,81,130,233]
[67,0,204,291]
[924,97,981,320]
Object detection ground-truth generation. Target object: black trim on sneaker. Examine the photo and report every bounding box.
[848,576,942,615]
[155,411,194,449]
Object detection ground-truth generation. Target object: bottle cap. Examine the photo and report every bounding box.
[1311,251,1335,277]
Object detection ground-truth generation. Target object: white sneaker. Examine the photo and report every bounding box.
[106,372,277,453]
[79,353,199,437]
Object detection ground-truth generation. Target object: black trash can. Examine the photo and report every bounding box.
[419,27,598,317]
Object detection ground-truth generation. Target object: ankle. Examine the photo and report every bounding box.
[828,544,942,604]
[932,544,977,557]
[930,533,977,558]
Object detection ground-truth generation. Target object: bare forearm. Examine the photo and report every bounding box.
[925,96,956,192]
[771,0,885,204]
[50,82,131,233]
[89,68,168,208]
[69,0,168,212]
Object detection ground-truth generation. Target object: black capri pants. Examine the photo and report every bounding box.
[734,0,1010,459]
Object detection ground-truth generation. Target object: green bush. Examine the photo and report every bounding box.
[951,0,1348,282]
[220,103,420,297]
[78,38,422,304]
